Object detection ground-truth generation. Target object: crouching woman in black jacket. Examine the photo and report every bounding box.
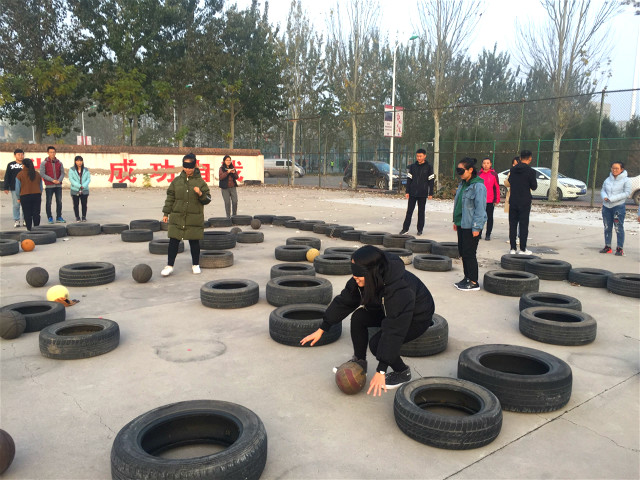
[301,245,435,396]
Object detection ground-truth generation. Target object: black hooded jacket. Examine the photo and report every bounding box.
[319,253,435,371]
[406,160,435,197]
[508,162,538,206]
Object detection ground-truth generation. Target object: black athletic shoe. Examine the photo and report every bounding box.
[385,367,411,389]
[456,279,480,291]
[454,278,468,288]
[399,229,408,235]
[417,230,423,236]
[485,234,491,241]
[332,356,367,374]
[599,246,612,254]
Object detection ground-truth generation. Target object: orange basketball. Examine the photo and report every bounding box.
[21,239,35,252]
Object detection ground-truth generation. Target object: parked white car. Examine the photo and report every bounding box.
[498,167,587,200]
[629,174,640,205]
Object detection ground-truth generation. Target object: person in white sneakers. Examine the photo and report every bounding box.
[161,153,211,276]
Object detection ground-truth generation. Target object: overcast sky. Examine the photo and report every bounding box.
[235,0,638,121]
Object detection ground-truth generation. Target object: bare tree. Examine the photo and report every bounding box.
[518,0,620,200]
[326,0,380,188]
[416,0,482,190]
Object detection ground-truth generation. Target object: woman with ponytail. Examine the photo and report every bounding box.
[14,158,43,231]
[300,245,435,396]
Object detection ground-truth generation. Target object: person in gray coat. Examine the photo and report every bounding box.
[600,161,632,256]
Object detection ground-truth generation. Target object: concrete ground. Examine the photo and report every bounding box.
[0,185,638,480]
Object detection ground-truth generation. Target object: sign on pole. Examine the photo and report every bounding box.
[383,105,404,138]
[76,136,92,145]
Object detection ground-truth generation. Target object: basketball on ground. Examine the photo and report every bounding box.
[21,239,35,252]
[335,361,366,395]
[306,248,320,262]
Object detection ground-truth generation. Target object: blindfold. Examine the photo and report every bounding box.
[350,262,369,277]
[183,160,197,169]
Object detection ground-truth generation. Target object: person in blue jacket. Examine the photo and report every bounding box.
[300,245,435,396]
[68,156,91,222]
[453,157,487,291]
[600,161,632,256]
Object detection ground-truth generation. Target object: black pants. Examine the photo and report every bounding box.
[402,196,427,232]
[45,187,62,219]
[167,238,200,266]
[350,308,429,372]
[20,193,42,231]
[509,203,531,250]
[72,194,88,219]
[457,228,481,283]
[485,203,494,237]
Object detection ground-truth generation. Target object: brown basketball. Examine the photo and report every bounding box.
[250,219,261,229]
[0,429,15,475]
[21,239,35,252]
[230,226,242,234]
[26,267,49,287]
[132,264,152,283]
[335,361,366,395]
[0,311,26,340]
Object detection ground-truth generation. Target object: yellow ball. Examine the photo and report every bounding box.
[46,285,69,302]
[306,248,320,262]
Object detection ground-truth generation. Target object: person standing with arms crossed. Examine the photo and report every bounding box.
[40,146,66,224]
[3,148,24,227]
[400,149,434,236]
[600,161,631,256]
[508,150,537,255]
[219,155,239,218]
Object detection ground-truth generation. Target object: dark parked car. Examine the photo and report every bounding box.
[343,161,407,189]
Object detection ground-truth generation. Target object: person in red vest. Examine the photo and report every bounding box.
[40,145,66,223]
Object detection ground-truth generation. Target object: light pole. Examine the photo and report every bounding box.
[81,104,97,145]
[388,35,418,191]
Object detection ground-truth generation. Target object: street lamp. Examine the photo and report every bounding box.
[81,104,97,145]
[128,117,134,146]
[388,35,419,191]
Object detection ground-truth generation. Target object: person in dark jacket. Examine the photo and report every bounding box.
[508,150,537,255]
[219,155,239,218]
[300,245,436,395]
[399,149,434,236]
[453,158,487,291]
[15,158,43,231]
[40,145,65,224]
[3,148,24,227]
[161,153,211,276]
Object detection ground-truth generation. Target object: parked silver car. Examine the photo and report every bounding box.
[498,167,587,200]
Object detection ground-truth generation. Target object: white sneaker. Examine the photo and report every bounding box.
[509,249,517,255]
[519,249,533,255]
[14,220,20,228]
[161,266,174,276]
[192,265,201,274]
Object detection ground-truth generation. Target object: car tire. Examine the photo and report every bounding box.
[284,219,306,229]
[201,231,236,250]
[312,223,338,234]
[393,377,502,450]
[200,251,234,268]
[299,220,324,231]
[149,239,183,255]
[325,225,354,238]
[519,292,582,311]
[102,223,129,234]
[483,270,539,296]
[270,263,316,279]
[0,239,19,256]
[383,234,415,248]
[500,254,540,271]
[360,231,388,245]
[66,222,101,236]
[264,171,270,178]
[266,276,332,307]
[313,254,351,275]
[0,231,22,241]
[121,229,153,242]
[39,318,120,359]
[272,216,295,226]
[370,313,448,356]
[340,229,365,241]
[200,279,259,309]
[269,304,341,346]
[20,231,57,245]
[235,231,264,243]
[431,242,459,258]
[275,245,311,262]
[59,262,116,287]
[547,188,563,201]
[130,219,161,232]
[524,259,572,281]
[499,185,507,198]
[568,268,611,288]
[231,215,252,225]
[1,301,66,333]
[253,215,274,224]
[286,237,321,250]
[208,217,232,227]
[405,239,436,253]
[457,344,572,413]
[607,273,640,298]
[633,190,640,205]
[382,248,413,265]
[110,400,267,480]
[375,177,387,189]
[32,224,67,238]
[519,307,597,346]
[413,254,452,272]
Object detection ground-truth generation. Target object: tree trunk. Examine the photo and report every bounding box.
[433,110,441,192]
[351,114,358,189]
[132,116,138,146]
[228,103,235,149]
[177,106,184,148]
[122,114,127,145]
[549,131,562,201]
[290,119,297,186]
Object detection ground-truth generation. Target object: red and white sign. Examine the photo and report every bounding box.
[384,105,404,138]
[76,136,92,145]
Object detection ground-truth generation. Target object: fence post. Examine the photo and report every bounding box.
[517,98,525,153]
[318,117,321,188]
[536,139,541,167]
[586,137,593,189]
[590,90,606,207]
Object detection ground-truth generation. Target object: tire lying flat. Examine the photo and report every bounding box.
[274,245,311,262]
[269,304,341,346]
[405,239,436,254]
[393,377,502,450]
[370,314,448,357]
[457,344,572,413]
[32,224,67,238]
[519,292,582,311]
[66,222,101,236]
[200,251,234,268]
[202,231,236,250]
[0,239,19,256]
[500,254,539,271]
[431,242,459,258]
[20,231,56,245]
[313,254,351,275]
[270,263,315,279]
[235,231,264,243]
[383,234,414,248]
[39,318,120,359]
[519,307,597,346]
[383,248,413,265]
[102,223,129,234]
[413,254,452,272]
[130,219,161,232]
[200,279,259,308]
[567,268,611,288]
[0,301,66,333]
[286,237,321,250]
[483,270,539,296]
[266,276,332,307]
[149,239,184,255]
[606,273,640,298]
[360,231,388,245]
[59,262,116,287]
[524,259,572,281]
[110,400,267,480]
[121,229,154,242]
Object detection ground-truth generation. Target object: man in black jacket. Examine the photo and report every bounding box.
[508,150,537,254]
[3,148,24,227]
[400,149,434,235]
